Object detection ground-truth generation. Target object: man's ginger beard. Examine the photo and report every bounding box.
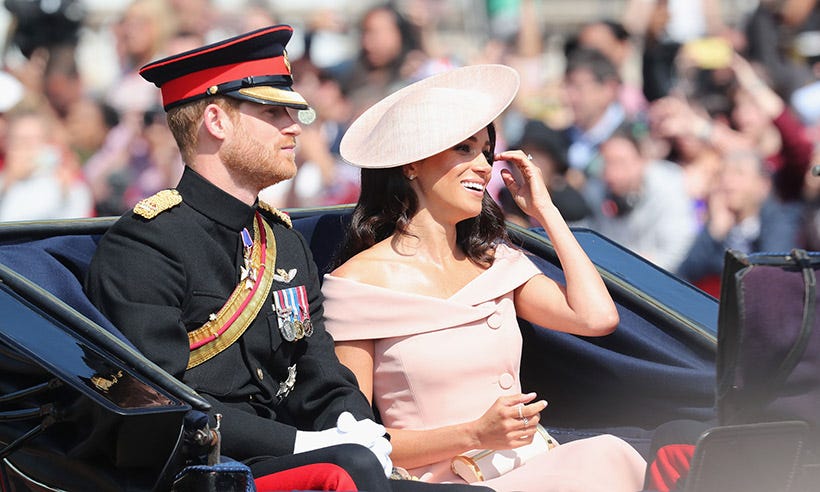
[218,117,297,192]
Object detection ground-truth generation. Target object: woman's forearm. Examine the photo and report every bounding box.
[386,423,478,470]
[530,203,618,332]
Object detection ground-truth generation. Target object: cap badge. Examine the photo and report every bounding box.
[298,107,317,125]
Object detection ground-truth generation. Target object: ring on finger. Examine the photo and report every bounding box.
[526,154,533,161]
[522,416,529,426]
[517,403,524,420]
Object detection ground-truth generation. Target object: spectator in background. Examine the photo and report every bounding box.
[0,109,93,220]
[790,35,820,134]
[83,105,183,216]
[625,0,732,102]
[0,71,25,170]
[168,0,217,43]
[648,93,727,226]
[729,55,813,202]
[562,48,626,183]
[41,45,84,121]
[651,53,814,204]
[800,144,820,250]
[574,19,648,118]
[259,60,360,208]
[327,3,429,114]
[745,0,817,101]
[783,2,820,133]
[676,151,801,297]
[1,0,86,126]
[501,119,591,225]
[64,97,120,165]
[584,125,698,272]
[104,0,176,118]
[623,0,727,46]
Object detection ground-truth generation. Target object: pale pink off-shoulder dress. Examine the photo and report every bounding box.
[323,243,646,491]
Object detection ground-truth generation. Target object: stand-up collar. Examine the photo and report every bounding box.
[176,166,257,232]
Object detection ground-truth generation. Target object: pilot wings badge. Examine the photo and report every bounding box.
[274,268,297,283]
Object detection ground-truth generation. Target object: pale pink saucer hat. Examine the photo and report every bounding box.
[339,64,520,169]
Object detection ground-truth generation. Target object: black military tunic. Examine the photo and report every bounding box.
[85,166,373,461]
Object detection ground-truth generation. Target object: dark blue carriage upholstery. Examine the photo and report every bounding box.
[519,259,715,448]
[0,210,717,466]
[0,233,126,342]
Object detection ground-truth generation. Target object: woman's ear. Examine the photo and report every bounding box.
[202,103,232,140]
[403,164,418,181]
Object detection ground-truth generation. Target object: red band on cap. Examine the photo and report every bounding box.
[160,56,290,107]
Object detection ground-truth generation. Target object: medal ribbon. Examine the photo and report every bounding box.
[187,212,277,369]
[287,287,301,321]
[295,285,310,322]
[272,285,312,341]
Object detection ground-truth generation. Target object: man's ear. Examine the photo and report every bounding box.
[202,103,232,140]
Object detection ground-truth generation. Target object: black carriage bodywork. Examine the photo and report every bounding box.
[0,206,722,490]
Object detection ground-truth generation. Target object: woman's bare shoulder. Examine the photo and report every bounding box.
[330,241,400,286]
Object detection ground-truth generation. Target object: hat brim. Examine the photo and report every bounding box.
[340,64,519,169]
[230,86,309,109]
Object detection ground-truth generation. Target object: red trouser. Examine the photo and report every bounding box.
[254,462,357,491]
[645,444,696,492]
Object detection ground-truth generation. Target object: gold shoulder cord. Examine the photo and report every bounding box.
[133,189,182,219]
[258,200,292,228]
[186,214,277,369]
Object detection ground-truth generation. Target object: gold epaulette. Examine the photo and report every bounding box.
[133,189,182,219]
[258,200,292,228]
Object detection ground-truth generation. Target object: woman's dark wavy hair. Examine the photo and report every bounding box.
[334,123,509,268]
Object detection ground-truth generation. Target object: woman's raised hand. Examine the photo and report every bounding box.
[469,393,548,450]
[496,150,553,218]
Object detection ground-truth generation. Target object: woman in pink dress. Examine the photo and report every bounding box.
[322,64,647,491]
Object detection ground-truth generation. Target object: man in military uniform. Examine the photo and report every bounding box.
[85,25,489,492]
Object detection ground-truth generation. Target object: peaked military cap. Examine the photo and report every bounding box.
[139,25,310,113]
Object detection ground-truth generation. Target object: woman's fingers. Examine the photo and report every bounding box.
[497,151,543,182]
[507,396,547,427]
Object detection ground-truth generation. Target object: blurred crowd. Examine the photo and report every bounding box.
[0,0,817,296]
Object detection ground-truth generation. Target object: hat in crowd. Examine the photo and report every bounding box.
[513,119,570,174]
[139,25,311,118]
[340,64,520,169]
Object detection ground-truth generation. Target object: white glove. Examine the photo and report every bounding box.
[293,411,393,477]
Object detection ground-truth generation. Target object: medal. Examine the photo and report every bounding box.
[273,288,297,341]
[272,285,313,341]
[281,320,296,342]
[294,284,313,338]
[293,319,304,339]
[239,228,257,290]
